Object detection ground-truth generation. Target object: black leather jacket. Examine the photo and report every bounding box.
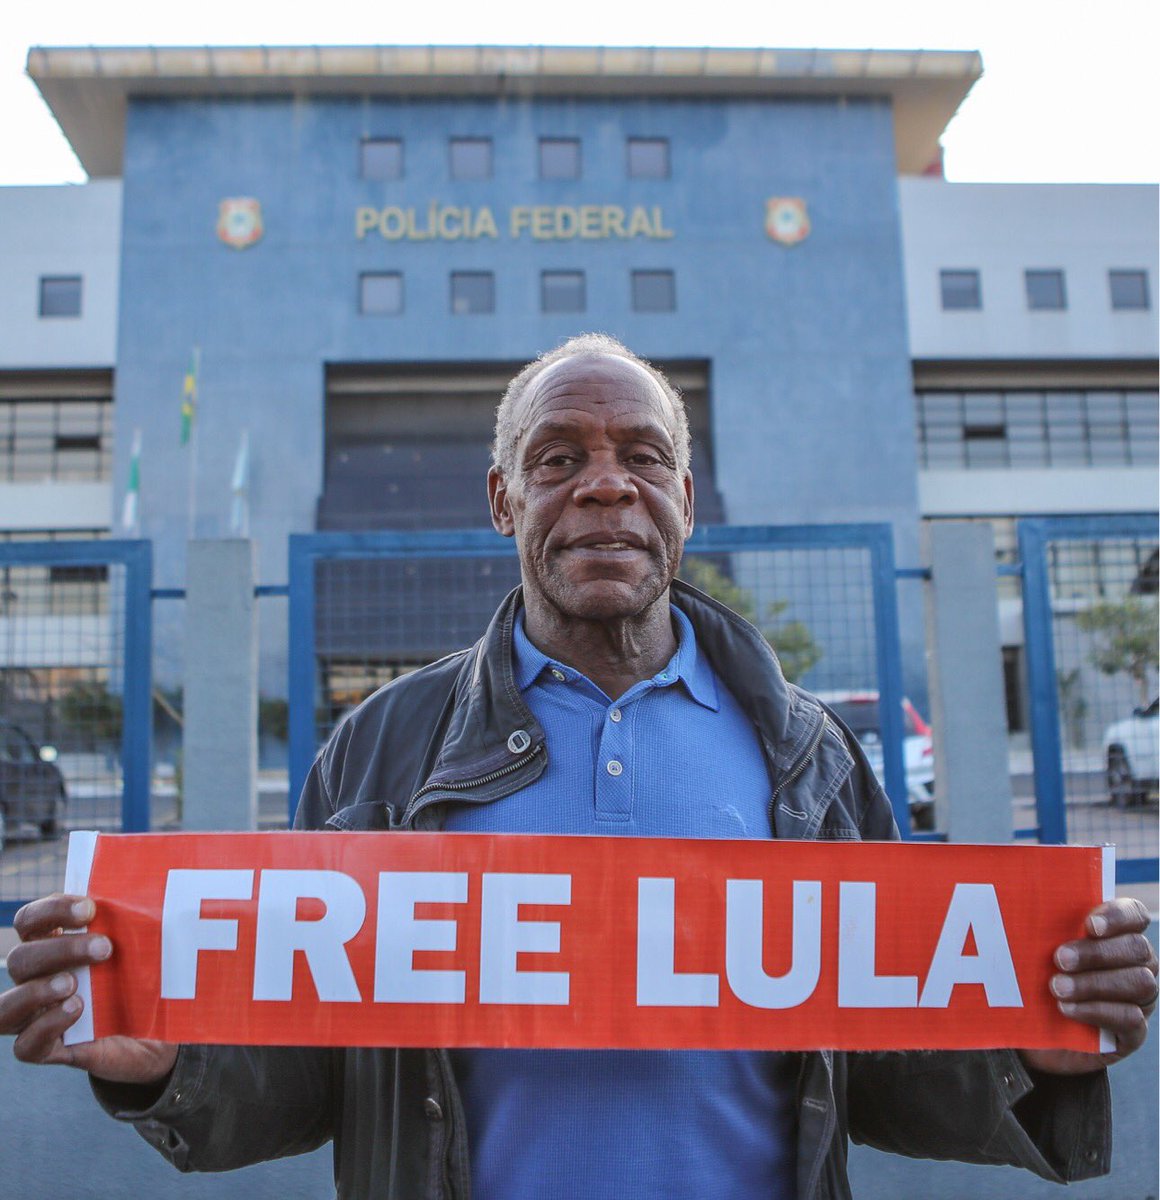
[96,582,1111,1198]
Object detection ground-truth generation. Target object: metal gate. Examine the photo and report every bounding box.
[1019,514,1158,882]
[0,540,152,922]
[287,523,911,832]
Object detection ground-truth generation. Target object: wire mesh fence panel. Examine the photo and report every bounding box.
[1019,518,1158,881]
[679,546,877,692]
[0,541,151,920]
[680,541,927,834]
[1047,537,1157,864]
[310,549,523,751]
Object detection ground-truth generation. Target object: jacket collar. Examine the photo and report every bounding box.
[425,579,826,790]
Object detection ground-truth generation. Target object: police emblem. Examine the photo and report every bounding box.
[216,198,264,249]
[765,197,811,245]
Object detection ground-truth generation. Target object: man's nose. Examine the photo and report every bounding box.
[572,457,638,505]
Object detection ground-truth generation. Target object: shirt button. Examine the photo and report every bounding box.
[609,708,622,722]
[424,1098,444,1121]
[550,669,566,682]
[606,760,623,776]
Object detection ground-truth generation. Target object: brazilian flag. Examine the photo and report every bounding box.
[180,350,199,445]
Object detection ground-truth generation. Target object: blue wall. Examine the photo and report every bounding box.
[114,92,923,690]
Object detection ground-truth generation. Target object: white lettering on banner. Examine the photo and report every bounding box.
[160,869,255,1000]
[636,877,721,1007]
[919,884,1023,1008]
[252,870,366,1002]
[837,881,919,1007]
[638,877,1021,1011]
[375,872,469,1004]
[479,873,572,1005]
[155,868,1025,1012]
[725,879,822,1009]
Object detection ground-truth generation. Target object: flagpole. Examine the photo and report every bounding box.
[187,345,201,541]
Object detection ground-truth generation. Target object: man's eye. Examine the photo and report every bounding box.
[627,453,662,467]
[541,453,576,467]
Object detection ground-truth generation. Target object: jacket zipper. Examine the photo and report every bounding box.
[770,711,828,805]
[400,744,544,828]
[404,751,543,1199]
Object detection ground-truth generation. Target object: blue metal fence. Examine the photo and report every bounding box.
[0,540,152,922]
[287,523,912,834]
[1019,514,1158,883]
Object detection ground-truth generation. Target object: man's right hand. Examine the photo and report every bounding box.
[1,893,178,1086]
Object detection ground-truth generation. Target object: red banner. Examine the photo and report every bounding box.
[62,831,1112,1053]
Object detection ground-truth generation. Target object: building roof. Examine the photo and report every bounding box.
[27,44,982,178]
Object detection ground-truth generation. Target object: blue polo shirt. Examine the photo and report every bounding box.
[443,607,798,1200]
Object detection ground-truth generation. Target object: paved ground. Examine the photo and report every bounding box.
[0,1008,333,1199]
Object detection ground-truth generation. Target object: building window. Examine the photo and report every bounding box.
[359,272,403,316]
[541,271,585,314]
[539,138,581,180]
[450,138,493,181]
[916,389,1159,469]
[627,138,670,180]
[1109,270,1151,311]
[961,394,1007,467]
[631,270,676,313]
[939,270,981,311]
[1045,538,1157,604]
[0,529,112,618]
[38,276,82,318]
[451,272,495,315]
[1025,269,1066,311]
[0,397,112,482]
[360,138,403,181]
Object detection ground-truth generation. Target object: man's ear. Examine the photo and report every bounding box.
[682,470,695,539]
[488,467,515,537]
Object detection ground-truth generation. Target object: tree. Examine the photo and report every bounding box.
[58,681,123,747]
[1074,596,1159,706]
[679,558,822,683]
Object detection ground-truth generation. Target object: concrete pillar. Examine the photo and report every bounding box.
[183,540,258,830]
[923,522,1013,843]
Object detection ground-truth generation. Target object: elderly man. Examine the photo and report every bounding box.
[2,334,1156,1200]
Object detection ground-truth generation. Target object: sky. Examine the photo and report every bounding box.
[2,0,1158,187]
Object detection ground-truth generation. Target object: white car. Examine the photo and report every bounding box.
[814,691,935,829]
[1102,698,1159,807]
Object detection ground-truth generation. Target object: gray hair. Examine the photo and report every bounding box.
[491,333,691,477]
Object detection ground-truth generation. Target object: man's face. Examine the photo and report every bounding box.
[488,354,694,624]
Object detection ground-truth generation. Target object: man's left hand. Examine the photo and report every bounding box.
[1020,896,1157,1076]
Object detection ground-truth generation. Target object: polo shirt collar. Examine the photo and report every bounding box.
[512,605,720,712]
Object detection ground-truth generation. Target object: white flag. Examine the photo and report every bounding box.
[230,428,250,536]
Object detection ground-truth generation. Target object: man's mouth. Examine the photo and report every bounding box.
[568,533,646,551]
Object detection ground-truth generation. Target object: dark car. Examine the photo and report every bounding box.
[0,721,68,852]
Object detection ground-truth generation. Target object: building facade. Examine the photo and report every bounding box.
[1,45,1156,717]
